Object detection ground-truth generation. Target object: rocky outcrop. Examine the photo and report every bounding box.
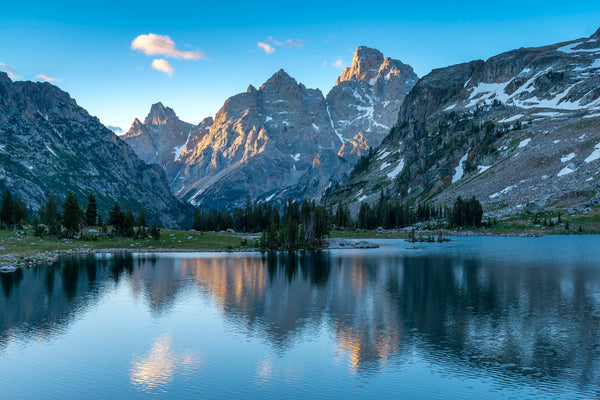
[328,46,418,156]
[0,74,187,226]
[326,28,600,217]
[121,102,199,168]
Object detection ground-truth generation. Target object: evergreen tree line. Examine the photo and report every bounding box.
[0,189,160,239]
[192,198,283,233]
[336,193,483,230]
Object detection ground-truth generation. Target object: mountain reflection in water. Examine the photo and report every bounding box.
[1,237,600,398]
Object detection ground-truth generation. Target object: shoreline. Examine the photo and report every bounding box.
[1,230,594,272]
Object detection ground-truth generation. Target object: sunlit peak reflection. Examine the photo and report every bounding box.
[130,334,201,391]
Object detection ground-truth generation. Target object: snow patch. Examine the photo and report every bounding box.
[45,145,58,157]
[265,193,275,202]
[533,112,563,118]
[387,159,405,179]
[264,116,273,123]
[558,165,577,177]
[452,150,469,184]
[489,185,516,199]
[443,104,457,111]
[358,195,368,202]
[173,130,193,161]
[477,165,492,174]
[312,123,319,131]
[291,153,301,161]
[518,138,531,148]
[498,114,523,123]
[556,40,600,54]
[466,81,510,108]
[584,142,600,163]
[561,153,576,163]
[376,149,390,160]
[379,162,391,170]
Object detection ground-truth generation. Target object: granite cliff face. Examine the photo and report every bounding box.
[327,29,600,217]
[121,102,202,169]
[172,70,342,207]
[0,73,187,226]
[328,46,418,157]
[125,47,417,208]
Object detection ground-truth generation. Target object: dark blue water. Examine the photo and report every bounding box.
[1,236,600,399]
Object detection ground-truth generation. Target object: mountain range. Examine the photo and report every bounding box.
[122,46,418,209]
[2,29,600,224]
[0,73,187,226]
[325,28,600,217]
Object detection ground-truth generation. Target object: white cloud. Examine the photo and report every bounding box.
[286,39,306,49]
[0,63,19,80]
[36,74,60,82]
[131,33,206,60]
[332,59,345,69]
[323,59,346,69]
[267,36,283,46]
[257,42,276,54]
[257,37,307,54]
[151,59,174,76]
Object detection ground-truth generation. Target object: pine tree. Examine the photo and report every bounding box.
[62,191,83,237]
[149,225,160,240]
[85,192,97,226]
[137,207,147,227]
[123,209,135,237]
[42,193,61,235]
[0,189,14,229]
[108,202,125,236]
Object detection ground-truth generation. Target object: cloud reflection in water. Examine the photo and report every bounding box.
[130,334,201,392]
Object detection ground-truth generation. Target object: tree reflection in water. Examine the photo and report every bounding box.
[0,246,599,391]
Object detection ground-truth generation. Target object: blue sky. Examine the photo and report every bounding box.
[1,1,599,132]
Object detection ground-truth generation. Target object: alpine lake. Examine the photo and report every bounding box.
[1,236,599,399]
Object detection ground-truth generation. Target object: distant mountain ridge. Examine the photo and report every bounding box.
[123,46,418,208]
[326,28,600,216]
[0,72,187,226]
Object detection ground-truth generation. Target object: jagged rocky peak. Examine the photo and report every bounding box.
[0,71,11,84]
[592,26,600,39]
[199,116,213,127]
[260,69,299,91]
[122,102,194,168]
[130,118,143,128]
[144,102,178,125]
[337,46,384,84]
[326,46,418,149]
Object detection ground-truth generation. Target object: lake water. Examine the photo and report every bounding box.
[1,236,600,399]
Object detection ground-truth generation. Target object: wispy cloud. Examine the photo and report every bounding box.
[257,37,307,54]
[286,39,306,49]
[131,34,206,60]
[324,34,338,43]
[151,59,174,76]
[0,63,19,80]
[323,58,346,69]
[267,37,283,46]
[36,74,60,82]
[257,42,276,54]
[332,59,345,68]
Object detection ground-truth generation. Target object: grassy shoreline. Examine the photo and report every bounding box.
[1,218,598,268]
